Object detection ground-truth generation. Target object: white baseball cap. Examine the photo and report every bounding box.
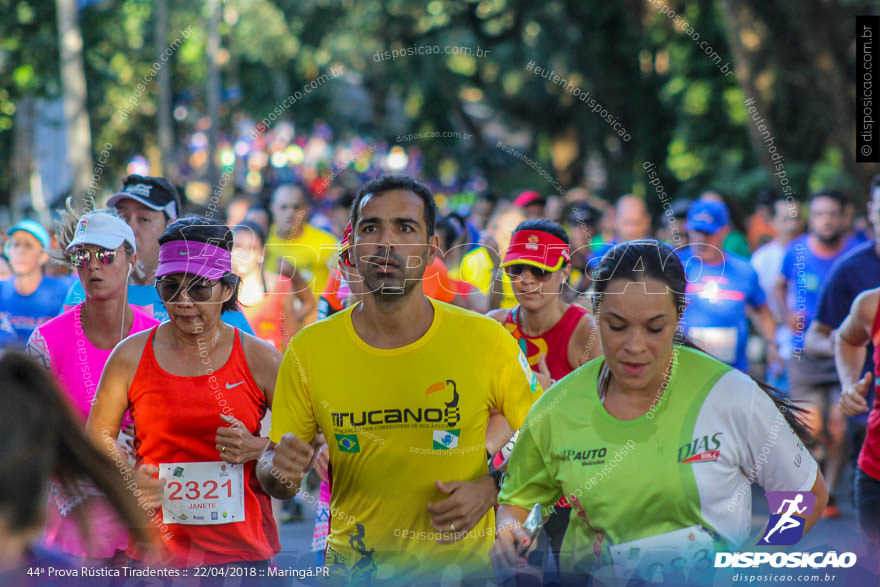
[66,212,137,253]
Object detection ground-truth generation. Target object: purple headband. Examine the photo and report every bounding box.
[156,240,232,281]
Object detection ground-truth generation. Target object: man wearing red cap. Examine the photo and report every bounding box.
[262,175,544,583]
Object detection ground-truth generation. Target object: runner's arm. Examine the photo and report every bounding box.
[288,269,316,328]
[257,436,314,500]
[801,472,828,537]
[86,333,165,508]
[25,329,51,370]
[774,275,794,330]
[836,291,876,416]
[492,504,535,569]
[260,339,317,499]
[804,321,836,359]
[569,311,601,368]
[753,472,828,547]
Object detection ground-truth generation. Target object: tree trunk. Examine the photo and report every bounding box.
[156,0,175,182]
[206,0,221,191]
[56,0,93,213]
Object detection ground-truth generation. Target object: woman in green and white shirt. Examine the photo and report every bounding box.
[491,240,827,584]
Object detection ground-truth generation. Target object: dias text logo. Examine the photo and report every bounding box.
[678,432,722,463]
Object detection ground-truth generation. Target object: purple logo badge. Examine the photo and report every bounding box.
[760,491,816,545]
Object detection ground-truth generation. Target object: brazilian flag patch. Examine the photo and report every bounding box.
[335,434,360,453]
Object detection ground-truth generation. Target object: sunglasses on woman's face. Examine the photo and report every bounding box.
[503,264,555,282]
[155,278,219,303]
[68,247,117,269]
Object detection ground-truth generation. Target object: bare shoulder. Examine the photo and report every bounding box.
[575,308,597,330]
[240,330,283,369]
[853,288,880,320]
[486,308,511,323]
[571,308,600,364]
[101,328,153,384]
[114,329,153,365]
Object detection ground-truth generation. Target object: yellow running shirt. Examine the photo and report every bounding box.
[270,299,542,583]
[264,223,338,295]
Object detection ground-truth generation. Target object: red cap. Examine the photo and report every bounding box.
[513,190,545,208]
[501,230,570,271]
[338,222,353,266]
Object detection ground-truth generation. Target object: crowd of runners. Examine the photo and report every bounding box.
[1,170,879,585]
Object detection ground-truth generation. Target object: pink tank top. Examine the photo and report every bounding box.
[32,303,159,421]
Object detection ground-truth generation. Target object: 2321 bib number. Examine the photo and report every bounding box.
[159,461,245,525]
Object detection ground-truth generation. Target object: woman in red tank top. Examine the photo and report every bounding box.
[486,219,600,566]
[488,220,600,388]
[87,217,283,569]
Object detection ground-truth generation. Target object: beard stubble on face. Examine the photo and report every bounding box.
[359,245,428,301]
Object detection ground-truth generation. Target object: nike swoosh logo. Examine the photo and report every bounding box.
[225,381,245,389]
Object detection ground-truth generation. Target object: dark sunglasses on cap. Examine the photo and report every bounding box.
[68,247,118,268]
[503,264,555,282]
[155,278,219,303]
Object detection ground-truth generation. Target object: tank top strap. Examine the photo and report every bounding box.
[554,304,587,338]
[141,325,162,369]
[504,306,520,331]
[230,327,246,364]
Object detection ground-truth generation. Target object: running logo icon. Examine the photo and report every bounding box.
[760,491,816,545]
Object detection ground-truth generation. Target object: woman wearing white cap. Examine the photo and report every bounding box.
[87,217,282,569]
[25,210,160,564]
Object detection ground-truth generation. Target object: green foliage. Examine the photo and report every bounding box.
[0,0,873,211]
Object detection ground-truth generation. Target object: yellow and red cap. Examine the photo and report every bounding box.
[500,229,570,272]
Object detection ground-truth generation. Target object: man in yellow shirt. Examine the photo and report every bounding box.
[258,176,543,584]
[264,182,338,295]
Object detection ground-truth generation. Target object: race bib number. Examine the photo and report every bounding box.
[609,525,715,583]
[689,327,737,364]
[159,462,245,525]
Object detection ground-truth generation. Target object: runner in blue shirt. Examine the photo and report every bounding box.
[678,201,778,373]
[804,177,880,515]
[0,220,69,349]
[776,189,861,518]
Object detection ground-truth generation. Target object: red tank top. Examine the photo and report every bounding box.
[503,304,588,381]
[502,304,587,509]
[128,327,280,566]
[861,299,880,480]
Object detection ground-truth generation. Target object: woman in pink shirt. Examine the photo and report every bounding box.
[26,210,159,564]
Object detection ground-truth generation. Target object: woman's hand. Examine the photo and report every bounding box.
[490,510,539,581]
[134,464,166,510]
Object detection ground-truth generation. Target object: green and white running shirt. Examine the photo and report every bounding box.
[499,345,818,575]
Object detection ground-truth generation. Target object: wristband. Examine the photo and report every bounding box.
[490,468,506,491]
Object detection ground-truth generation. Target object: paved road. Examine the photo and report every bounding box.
[272,473,878,585]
